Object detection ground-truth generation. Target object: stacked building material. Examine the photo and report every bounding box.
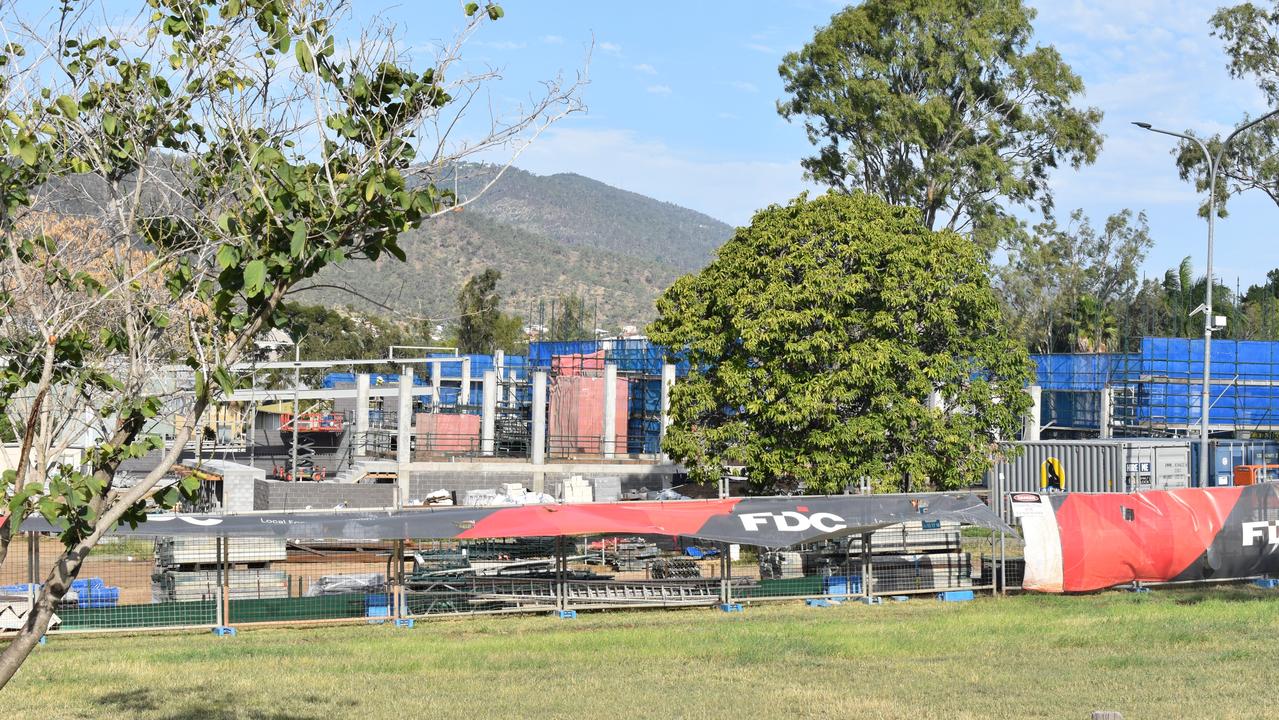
[649,558,701,579]
[796,520,973,593]
[152,537,289,602]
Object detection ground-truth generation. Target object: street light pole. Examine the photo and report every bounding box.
[1134,108,1279,487]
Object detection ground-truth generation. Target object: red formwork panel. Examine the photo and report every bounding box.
[552,350,608,377]
[414,412,481,453]
[548,375,629,455]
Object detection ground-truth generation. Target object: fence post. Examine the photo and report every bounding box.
[394,539,405,619]
[860,532,873,600]
[554,536,565,612]
[214,536,224,629]
[718,543,729,605]
[999,530,1007,597]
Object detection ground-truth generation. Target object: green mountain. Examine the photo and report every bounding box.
[298,164,735,329]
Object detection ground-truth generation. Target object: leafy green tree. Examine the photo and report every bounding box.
[277,303,417,380]
[493,312,529,354]
[1156,257,1240,339]
[997,209,1151,352]
[549,293,591,341]
[0,0,576,683]
[778,0,1103,248]
[1174,1,1279,215]
[455,269,503,353]
[648,192,1033,493]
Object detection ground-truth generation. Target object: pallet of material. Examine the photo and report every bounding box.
[153,569,290,602]
[843,522,963,554]
[155,537,288,566]
[868,552,973,593]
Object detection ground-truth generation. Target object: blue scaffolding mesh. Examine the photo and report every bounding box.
[1030,338,1279,433]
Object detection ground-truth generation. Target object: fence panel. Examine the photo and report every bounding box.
[225,537,396,625]
[0,535,219,632]
[2,520,1023,637]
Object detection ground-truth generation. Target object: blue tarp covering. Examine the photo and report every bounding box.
[1030,353,1134,391]
[321,372,426,388]
[1032,338,1279,431]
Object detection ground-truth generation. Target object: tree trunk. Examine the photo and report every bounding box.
[0,543,87,688]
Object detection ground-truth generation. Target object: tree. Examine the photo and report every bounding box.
[997,209,1152,352]
[1159,257,1239,339]
[276,303,417,381]
[777,0,1103,248]
[0,0,579,684]
[648,192,1033,493]
[549,293,590,341]
[455,269,503,353]
[1174,2,1279,214]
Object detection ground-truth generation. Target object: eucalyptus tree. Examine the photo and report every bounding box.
[777,0,1103,249]
[0,0,580,683]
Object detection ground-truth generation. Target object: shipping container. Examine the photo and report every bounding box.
[1190,440,1279,487]
[986,439,1194,520]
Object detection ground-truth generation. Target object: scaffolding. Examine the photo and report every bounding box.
[1032,338,1279,438]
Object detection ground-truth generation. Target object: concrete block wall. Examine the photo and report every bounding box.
[252,479,396,511]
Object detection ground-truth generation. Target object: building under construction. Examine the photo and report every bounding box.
[182,339,690,512]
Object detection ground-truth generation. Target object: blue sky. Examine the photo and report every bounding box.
[358,0,1278,291]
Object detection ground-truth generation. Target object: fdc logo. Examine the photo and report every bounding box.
[1242,520,1279,547]
[739,510,847,533]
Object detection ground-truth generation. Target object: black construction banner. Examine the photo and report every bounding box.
[22,492,1012,546]
[1014,484,1279,592]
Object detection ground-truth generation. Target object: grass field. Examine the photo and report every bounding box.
[5,587,1279,719]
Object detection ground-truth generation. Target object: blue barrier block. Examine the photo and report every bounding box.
[718,603,743,613]
[394,618,416,628]
[805,599,834,607]
[937,590,974,602]
[890,595,910,603]
[211,626,237,636]
[858,596,883,605]
[554,610,577,619]
[1127,585,1151,594]
[1253,578,1279,589]
[37,636,46,645]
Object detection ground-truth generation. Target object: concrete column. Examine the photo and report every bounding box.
[1099,386,1113,439]
[355,373,370,457]
[480,370,497,456]
[494,349,505,377]
[603,363,617,458]
[659,363,676,461]
[531,371,547,466]
[396,366,413,501]
[460,357,472,406]
[1024,384,1042,442]
[430,360,441,411]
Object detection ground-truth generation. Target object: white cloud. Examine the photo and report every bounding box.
[729,80,759,93]
[599,41,622,55]
[718,112,740,121]
[475,40,526,50]
[633,63,657,75]
[507,127,815,225]
[541,35,564,45]
[646,84,672,96]
[745,43,775,54]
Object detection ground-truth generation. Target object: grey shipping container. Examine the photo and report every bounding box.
[986,440,1192,520]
